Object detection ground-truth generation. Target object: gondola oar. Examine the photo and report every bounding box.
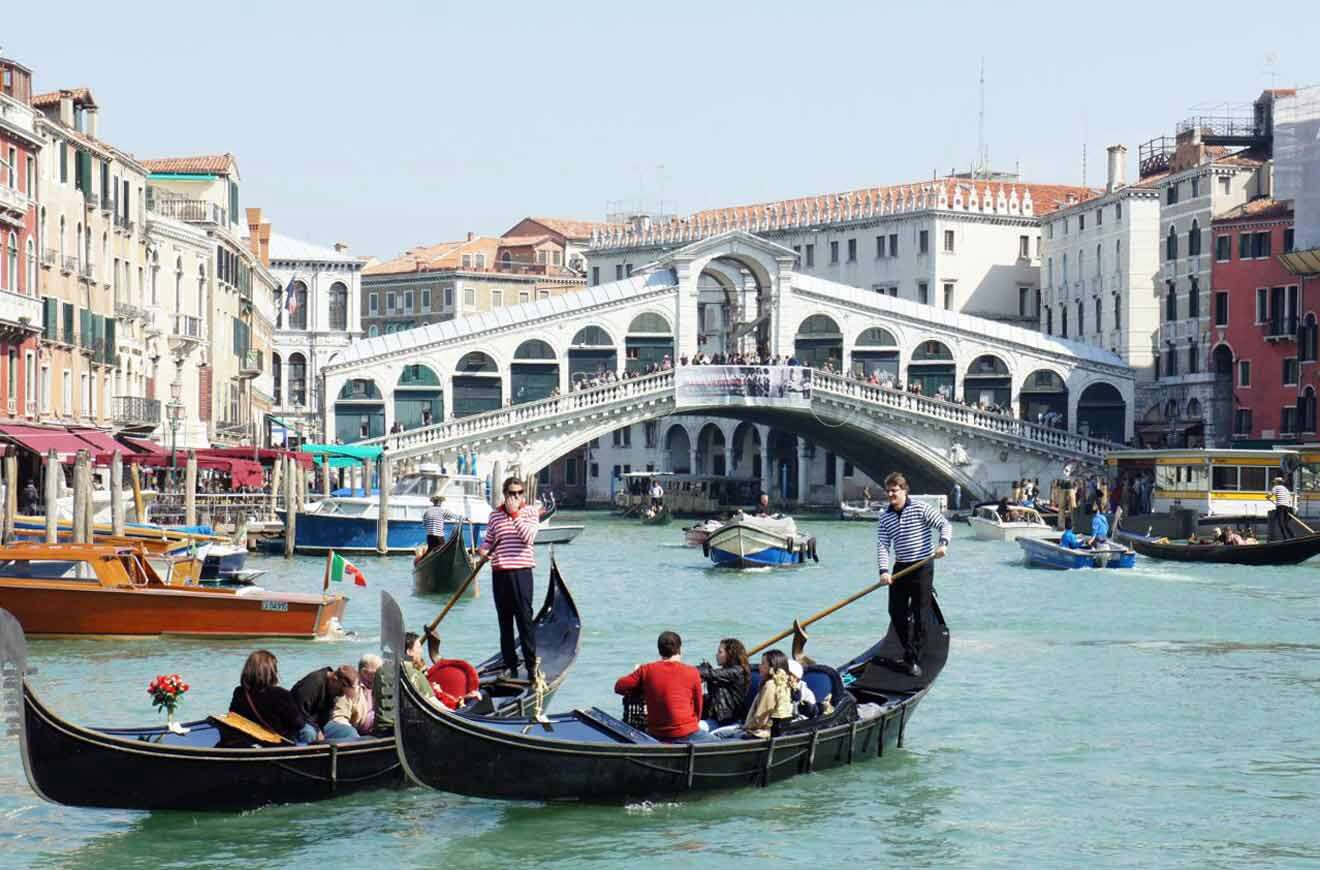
[1290,512,1316,535]
[748,556,935,657]
[424,553,489,661]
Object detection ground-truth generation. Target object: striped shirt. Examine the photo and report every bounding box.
[1271,485,1293,509]
[422,506,448,536]
[479,506,538,569]
[875,498,952,574]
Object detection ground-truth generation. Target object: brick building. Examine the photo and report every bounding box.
[0,58,42,421]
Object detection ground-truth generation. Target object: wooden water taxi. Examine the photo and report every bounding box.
[0,543,346,638]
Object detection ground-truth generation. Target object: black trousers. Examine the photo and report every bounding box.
[888,559,933,662]
[1271,506,1296,540]
[426,534,444,551]
[492,567,536,675]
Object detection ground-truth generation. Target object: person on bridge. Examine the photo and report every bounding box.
[477,477,541,680]
[876,472,951,678]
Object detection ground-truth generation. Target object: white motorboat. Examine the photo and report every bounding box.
[683,518,724,547]
[968,505,1055,542]
[535,522,583,545]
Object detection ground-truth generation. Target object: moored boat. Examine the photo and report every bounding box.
[393,594,948,803]
[4,561,581,811]
[1017,536,1135,570]
[412,523,475,595]
[683,518,723,547]
[707,514,817,568]
[1114,528,1320,565]
[0,542,347,638]
[968,505,1055,542]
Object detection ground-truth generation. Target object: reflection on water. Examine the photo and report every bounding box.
[2,515,1319,867]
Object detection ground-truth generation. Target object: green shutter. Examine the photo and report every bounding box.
[62,303,73,344]
[79,308,91,347]
[229,181,238,225]
[105,318,117,365]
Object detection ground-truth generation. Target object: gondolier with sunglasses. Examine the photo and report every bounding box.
[876,472,951,677]
[477,477,541,680]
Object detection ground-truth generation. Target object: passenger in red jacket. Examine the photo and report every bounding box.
[614,631,710,742]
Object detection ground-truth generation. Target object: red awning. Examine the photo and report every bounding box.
[93,451,266,488]
[205,447,314,469]
[0,424,117,461]
[69,428,133,456]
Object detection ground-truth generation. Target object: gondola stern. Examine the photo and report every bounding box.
[0,609,57,806]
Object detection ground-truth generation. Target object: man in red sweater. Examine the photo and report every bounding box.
[614,631,708,742]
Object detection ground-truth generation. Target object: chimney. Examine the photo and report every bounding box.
[466,232,475,242]
[245,208,263,260]
[85,106,99,139]
[333,242,350,253]
[258,223,272,267]
[58,91,74,127]
[1106,145,1127,193]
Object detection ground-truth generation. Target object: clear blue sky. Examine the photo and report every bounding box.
[7,0,1313,257]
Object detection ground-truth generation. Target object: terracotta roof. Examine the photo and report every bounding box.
[498,234,557,247]
[142,154,236,175]
[32,87,96,109]
[1213,198,1293,223]
[363,236,501,276]
[1214,146,1269,168]
[522,217,620,240]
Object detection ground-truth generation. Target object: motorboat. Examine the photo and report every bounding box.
[683,518,723,547]
[968,505,1056,542]
[1017,536,1135,570]
[707,513,817,568]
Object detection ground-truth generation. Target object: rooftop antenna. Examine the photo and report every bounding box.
[977,57,986,178]
[1264,51,1279,89]
[1081,110,1089,187]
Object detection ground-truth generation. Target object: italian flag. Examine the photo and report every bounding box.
[324,551,367,589]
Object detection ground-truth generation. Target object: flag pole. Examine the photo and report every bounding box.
[322,549,332,594]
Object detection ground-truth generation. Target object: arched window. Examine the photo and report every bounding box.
[1077,299,1085,336]
[271,352,282,405]
[1188,219,1201,256]
[1046,307,1053,335]
[1095,297,1102,334]
[1095,242,1102,275]
[328,282,348,331]
[1114,293,1122,332]
[38,207,45,255]
[1165,282,1177,321]
[289,280,308,330]
[75,223,82,269]
[59,216,66,263]
[501,250,513,267]
[628,312,672,334]
[571,325,613,346]
[1166,225,1178,261]
[4,232,14,290]
[855,327,898,347]
[26,238,35,293]
[175,256,183,312]
[1061,304,1069,338]
[198,263,206,317]
[150,250,159,305]
[368,324,379,337]
[288,353,307,406]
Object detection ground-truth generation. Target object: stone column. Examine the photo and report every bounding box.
[760,430,771,496]
[689,445,699,476]
[796,437,809,506]
[835,454,845,502]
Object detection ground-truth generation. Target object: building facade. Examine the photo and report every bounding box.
[1039,146,1162,381]
[0,59,42,423]
[1211,201,1306,441]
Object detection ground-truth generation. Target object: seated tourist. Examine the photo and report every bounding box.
[224,649,316,746]
[996,498,1012,522]
[353,654,381,734]
[696,637,751,731]
[787,659,818,719]
[291,664,355,737]
[402,631,443,706]
[1088,511,1110,547]
[743,649,795,738]
[614,630,707,742]
[323,665,364,742]
[1059,517,1083,550]
[424,635,483,710]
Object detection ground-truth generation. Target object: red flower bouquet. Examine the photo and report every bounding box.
[148,674,190,729]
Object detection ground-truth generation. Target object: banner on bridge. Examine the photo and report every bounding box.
[674,365,812,409]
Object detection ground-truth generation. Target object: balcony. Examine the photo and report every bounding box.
[168,313,203,354]
[1265,315,1298,342]
[0,185,28,227]
[239,348,262,378]
[112,395,161,428]
[1160,318,1200,343]
[0,289,42,335]
[61,255,77,275]
[41,248,56,269]
[78,260,94,282]
[84,193,99,211]
[148,196,227,225]
[142,307,162,335]
[114,302,146,322]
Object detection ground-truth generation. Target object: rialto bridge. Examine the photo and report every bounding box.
[320,232,1135,498]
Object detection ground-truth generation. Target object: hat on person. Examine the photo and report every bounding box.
[430,494,444,503]
[1274,476,1284,484]
[787,659,803,680]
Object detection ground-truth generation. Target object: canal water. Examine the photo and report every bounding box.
[0,512,1318,868]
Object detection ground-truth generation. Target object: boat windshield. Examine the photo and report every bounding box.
[393,475,438,497]
[0,559,97,581]
[322,500,370,517]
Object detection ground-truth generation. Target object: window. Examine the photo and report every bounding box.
[876,236,885,258]
[1216,235,1232,261]
[829,241,839,264]
[1079,214,1086,231]
[491,290,503,307]
[1166,225,1178,261]
[474,254,486,269]
[329,283,348,330]
[1188,220,1201,256]
[1167,182,1179,205]
[1252,232,1271,259]
[403,290,413,312]
[1095,297,1102,334]
[463,287,475,306]
[420,288,431,310]
[1048,221,1055,240]
[1214,291,1229,326]
[846,238,856,262]
[889,234,897,256]
[1188,342,1199,373]
[1188,278,1200,318]
[611,426,631,447]
[1061,306,1068,338]
[917,282,928,305]
[1239,360,1251,387]
[1047,257,1054,288]
[1285,228,1295,253]
[943,283,953,309]
[1166,284,1177,321]
[591,266,599,285]
[462,254,472,269]
[564,458,578,485]
[1019,287,1030,317]
[1114,293,1122,331]
[1234,409,1253,435]
[1019,235,1030,258]
[1255,288,1268,323]
[1045,307,1053,335]
[943,230,955,253]
[625,263,633,277]
[518,291,529,304]
[1191,177,1200,198]
[386,292,396,312]
[804,244,815,267]
[1240,233,1251,259]
[615,264,623,280]
[590,463,599,479]
[443,287,454,307]
[1077,299,1085,335]
[1284,357,1299,386]
[1282,406,1298,434]
[1165,344,1177,376]
[918,230,929,254]
[1116,202,1122,221]
[1219,176,1231,196]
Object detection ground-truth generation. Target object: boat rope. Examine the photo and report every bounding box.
[623,748,811,779]
[265,758,403,784]
[531,658,550,724]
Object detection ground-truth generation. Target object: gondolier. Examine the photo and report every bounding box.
[1268,476,1296,541]
[477,477,541,679]
[422,494,448,553]
[876,472,951,677]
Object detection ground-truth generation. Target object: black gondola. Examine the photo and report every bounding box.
[4,560,581,811]
[1115,528,1320,565]
[392,594,948,802]
[640,505,672,526]
[412,521,475,595]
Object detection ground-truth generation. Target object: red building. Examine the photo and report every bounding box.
[0,57,42,419]
[1212,199,1312,442]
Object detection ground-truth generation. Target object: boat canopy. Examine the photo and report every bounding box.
[300,443,383,468]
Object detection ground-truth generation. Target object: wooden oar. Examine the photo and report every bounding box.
[1290,512,1316,535]
[747,556,934,656]
[424,552,489,661]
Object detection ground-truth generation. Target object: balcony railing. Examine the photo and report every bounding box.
[112,395,161,427]
[240,348,263,377]
[41,248,56,268]
[61,255,77,274]
[85,193,99,210]
[78,260,94,281]
[115,302,146,321]
[0,185,27,225]
[149,197,227,225]
[1265,315,1298,341]
[172,313,202,340]
[0,288,43,331]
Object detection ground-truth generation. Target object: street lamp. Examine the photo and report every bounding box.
[167,380,184,469]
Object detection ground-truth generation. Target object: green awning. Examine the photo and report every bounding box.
[300,443,383,468]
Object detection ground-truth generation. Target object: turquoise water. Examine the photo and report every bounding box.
[1,512,1319,868]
